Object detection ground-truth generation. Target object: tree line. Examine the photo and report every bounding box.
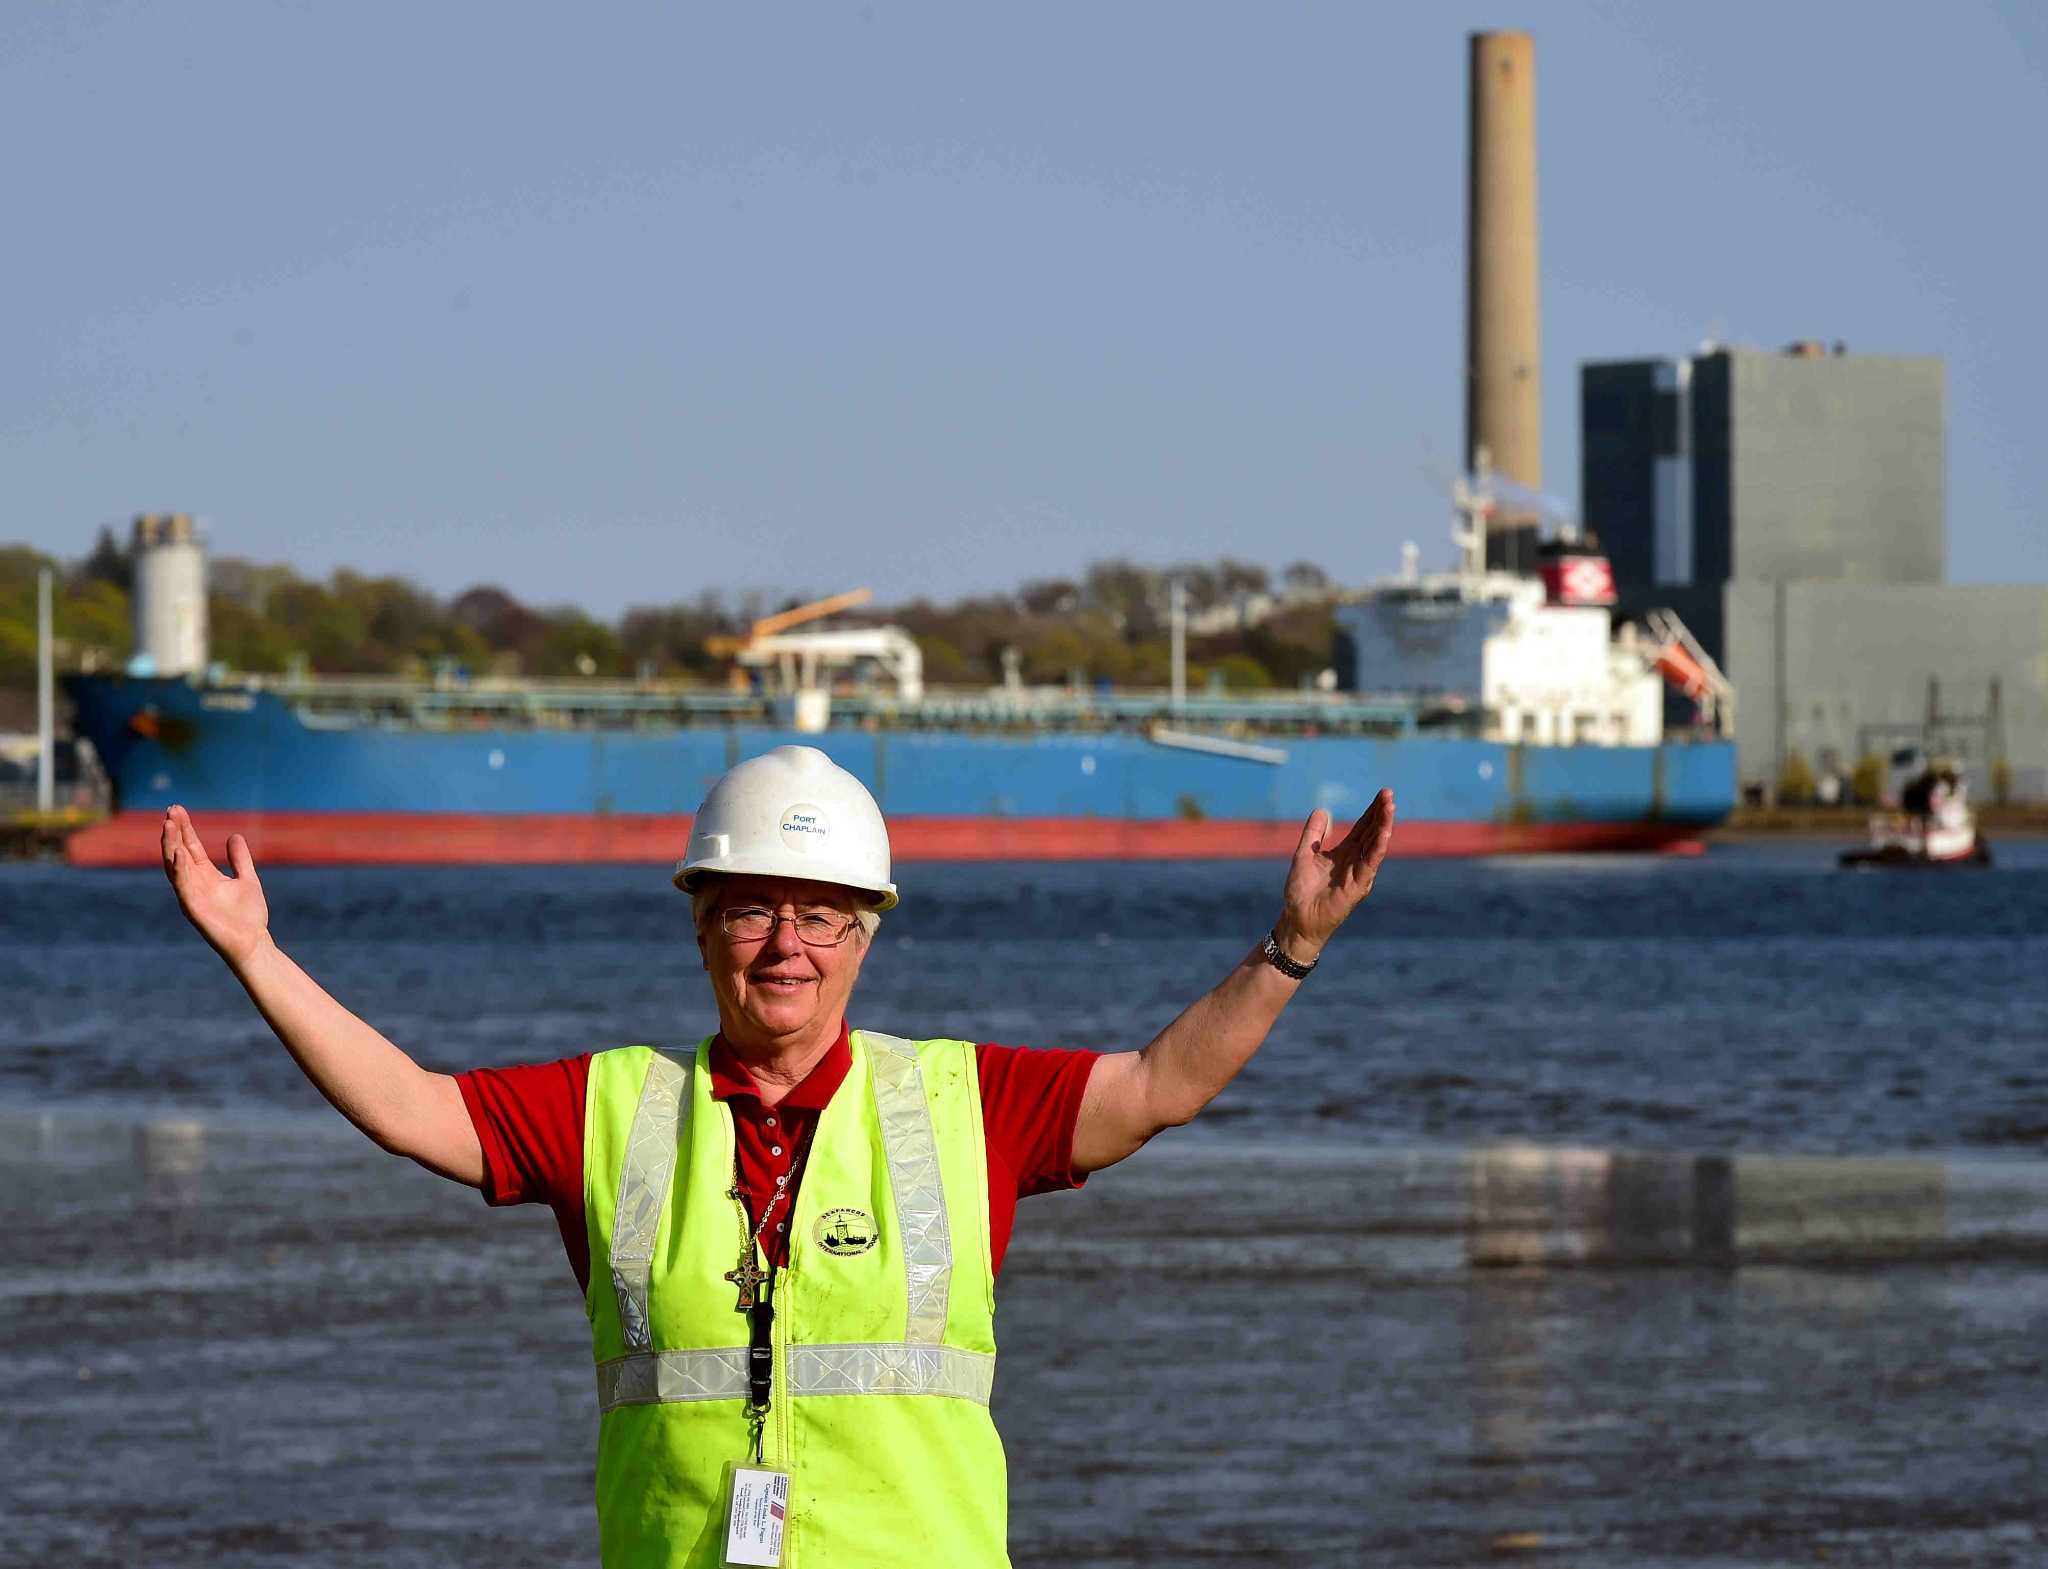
[0,525,1339,695]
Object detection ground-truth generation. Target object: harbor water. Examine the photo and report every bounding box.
[5,842,2048,1565]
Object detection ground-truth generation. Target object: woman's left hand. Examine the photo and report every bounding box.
[1276,788,1395,959]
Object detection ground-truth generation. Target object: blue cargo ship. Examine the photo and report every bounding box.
[64,505,1736,865]
[63,671,1734,865]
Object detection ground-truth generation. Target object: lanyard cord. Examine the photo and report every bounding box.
[729,1121,816,1282]
[747,1296,773,1464]
[729,1122,816,1463]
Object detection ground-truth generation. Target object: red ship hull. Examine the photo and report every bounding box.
[71,810,1708,867]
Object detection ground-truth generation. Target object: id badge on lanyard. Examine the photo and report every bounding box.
[723,1461,790,1567]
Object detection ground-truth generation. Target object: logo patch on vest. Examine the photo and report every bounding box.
[814,1207,878,1257]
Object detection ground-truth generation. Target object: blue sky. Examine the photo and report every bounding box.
[5,2,2042,615]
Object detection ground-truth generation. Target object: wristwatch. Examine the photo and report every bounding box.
[1259,927,1317,980]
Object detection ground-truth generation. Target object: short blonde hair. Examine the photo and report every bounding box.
[690,879,881,943]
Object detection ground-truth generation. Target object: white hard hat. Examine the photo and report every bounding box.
[673,745,898,910]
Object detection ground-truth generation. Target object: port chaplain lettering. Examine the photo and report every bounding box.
[160,743,1394,1566]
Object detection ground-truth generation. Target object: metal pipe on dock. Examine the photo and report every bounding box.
[38,567,54,813]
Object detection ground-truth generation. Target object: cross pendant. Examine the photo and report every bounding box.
[725,1253,769,1312]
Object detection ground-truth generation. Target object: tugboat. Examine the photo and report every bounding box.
[1840,756,1992,869]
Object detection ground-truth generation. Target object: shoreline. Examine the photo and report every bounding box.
[1713,803,2048,845]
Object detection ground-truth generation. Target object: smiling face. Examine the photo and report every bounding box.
[695,874,873,1059]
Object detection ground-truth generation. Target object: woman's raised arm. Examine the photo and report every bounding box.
[1071,789,1395,1173]
[162,805,484,1188]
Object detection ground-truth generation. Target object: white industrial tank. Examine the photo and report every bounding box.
[130,513,209,676]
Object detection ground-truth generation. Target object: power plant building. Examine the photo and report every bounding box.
[1584,346,1945,593]
[1583,345,2048,798]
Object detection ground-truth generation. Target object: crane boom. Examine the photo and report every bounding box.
[704,588,874,656]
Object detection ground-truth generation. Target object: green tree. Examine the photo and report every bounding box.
[0,563,130,685]
[266,580,369,672]
[1242,601,1335,687]
[1216,559,1270,598]
[210,594,300,673]
[1776,748,1817,806]
[1079,632,1135,686]
[914,633,973,686]
[1280,560,1331,597]
[0,545,59,590]
[210,556,303,616]
[1017,578,1079,616]
[533,613,625,678]
[1173,563,1221,613]
[1020,625,1091,684]
[77,525,131,593]
[0,549,60,685]
[449,586,548,664]
[1207,652,1274,692]
[1082,560,1163,640]
[331,572,443,668]
[1126,641,1171,687]
[58,580,131,669]
[417,621,495,675]
[1849,752,1888,806]
[2,533,1355,698]
[619,594,737,678]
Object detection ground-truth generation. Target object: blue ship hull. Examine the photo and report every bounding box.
[64,676,1735,864]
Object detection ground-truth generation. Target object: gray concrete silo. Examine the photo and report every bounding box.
[130,512,209,676]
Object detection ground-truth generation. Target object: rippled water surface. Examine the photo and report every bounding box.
[9,840,2048,1152]
[6,842,2048,1566]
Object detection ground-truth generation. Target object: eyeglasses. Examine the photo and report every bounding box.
[718,906,859,947]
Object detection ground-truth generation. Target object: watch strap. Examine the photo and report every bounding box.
[1259,927,1317,980]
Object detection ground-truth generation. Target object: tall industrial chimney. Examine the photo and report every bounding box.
[1466,29,1542,573]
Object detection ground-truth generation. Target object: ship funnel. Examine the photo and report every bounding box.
[130,512,209,677]
[1465,30,1543,574]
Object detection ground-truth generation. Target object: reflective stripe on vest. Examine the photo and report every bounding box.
[598,1342,995,1412]
[595,1031,980,1413]
[608,1048,691,1353]
[870,1035,953,1346]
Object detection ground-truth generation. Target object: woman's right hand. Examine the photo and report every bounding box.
[162,805,272,969]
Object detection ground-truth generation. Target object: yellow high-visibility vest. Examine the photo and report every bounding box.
[583,1032,1009,1567]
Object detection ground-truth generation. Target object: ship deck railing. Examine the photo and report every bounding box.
[225,672,1443,737]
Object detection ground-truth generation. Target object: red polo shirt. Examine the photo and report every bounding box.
[456,1024,1099,1293]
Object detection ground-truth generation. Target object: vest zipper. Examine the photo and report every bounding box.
[773,1268,794,1567]
[772,1291,789,1470]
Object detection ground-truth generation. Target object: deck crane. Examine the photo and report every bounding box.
[1633,608,1735,734]
[702,588,876,656]
[705,588,924,730]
